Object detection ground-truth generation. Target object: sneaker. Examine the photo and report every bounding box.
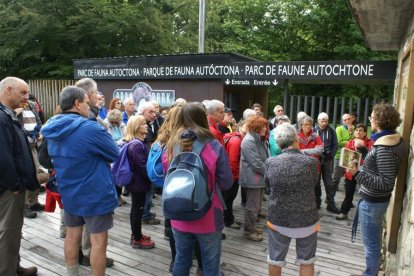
[59,231,66,238]
[221,233,227,240]
[16,264,37,276]
[142,218,160,225]
[29,203,45,212]
[255,227,264,234]
[131,237,155,249]
[243,231,263,242]
[226,223,240,230]
[24,208,37,219]
[327,205,340,214]
[335,213,348,220]
[150,212,157,218]
[130,234,151,245]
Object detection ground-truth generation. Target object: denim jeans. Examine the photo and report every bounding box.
[142,184,154,220]
[172,229,222,276]
[359,200,389,276]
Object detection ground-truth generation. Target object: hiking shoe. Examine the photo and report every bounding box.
[29,203,45,212]
[131,237,155,249]
[226,223,241,230]
[143,218,160,225]
[243,231,263,242]
[335,213,348,220]
[24,208,37,219]
[327,205,340,214]
[79,255,114,267]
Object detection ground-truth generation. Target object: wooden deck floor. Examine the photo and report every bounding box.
[20,185,365,276]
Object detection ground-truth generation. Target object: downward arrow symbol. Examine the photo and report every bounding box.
[273,80,278,86]
[225,79,230,85]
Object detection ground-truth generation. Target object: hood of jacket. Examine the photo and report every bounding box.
[41,113,88,141]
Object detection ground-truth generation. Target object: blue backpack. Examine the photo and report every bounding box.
[162,140,213,221]
[112,140,138,187]
[146,142,165,188]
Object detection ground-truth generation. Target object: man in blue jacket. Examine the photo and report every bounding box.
[42,86,119,276]
[0,77,39,276]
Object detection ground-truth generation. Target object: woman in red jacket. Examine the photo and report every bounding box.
[297,116,324,173]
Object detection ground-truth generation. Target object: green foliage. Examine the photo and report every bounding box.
[0,0,396,101]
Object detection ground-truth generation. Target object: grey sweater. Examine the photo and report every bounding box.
[265,149,319,228]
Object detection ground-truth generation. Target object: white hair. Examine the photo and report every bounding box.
[273,105,283,113]
[296,111,307,124]
[317,112,329,121]
[137,101,154,115]
[206,99,224,114]
[275,123,297,150]
[243,108,256,120]
[0,77,27,95]
[124,97,134,105]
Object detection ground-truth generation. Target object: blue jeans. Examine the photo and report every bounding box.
[172,229,222,276]
[359,200,389,276]
[142,184,154,220]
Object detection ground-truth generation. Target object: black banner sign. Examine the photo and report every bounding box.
[74,60,396,81]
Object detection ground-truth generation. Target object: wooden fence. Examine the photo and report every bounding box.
[284,95,380,128]
[29,80,75,119]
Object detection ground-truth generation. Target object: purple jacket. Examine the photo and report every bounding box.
[126,138,151,192]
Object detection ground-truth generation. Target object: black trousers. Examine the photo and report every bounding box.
[130,191,146,240]
[222,180,239,226]
[340,178,357,214]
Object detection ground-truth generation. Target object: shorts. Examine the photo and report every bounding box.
[64,212,113,233]
[267,230,317,267]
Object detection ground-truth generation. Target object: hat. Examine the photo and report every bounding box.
[224,107,235,113]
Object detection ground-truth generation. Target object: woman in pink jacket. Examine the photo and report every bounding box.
[163,102,233,276]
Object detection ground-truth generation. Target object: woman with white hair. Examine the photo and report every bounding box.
[265,123,319,276]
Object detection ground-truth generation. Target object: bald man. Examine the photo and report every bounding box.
[0,77,39,275]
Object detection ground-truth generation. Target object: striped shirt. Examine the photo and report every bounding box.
[356,133,409,202]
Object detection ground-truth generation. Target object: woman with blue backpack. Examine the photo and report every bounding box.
[163,102,233,276]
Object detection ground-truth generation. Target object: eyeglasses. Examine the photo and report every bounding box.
[116,102,121,104]
[343,118,350,121]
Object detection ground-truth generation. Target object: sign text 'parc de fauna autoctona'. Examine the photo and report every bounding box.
[74,61,395,82]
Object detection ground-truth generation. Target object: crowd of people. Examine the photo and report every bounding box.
[0,76,409,276]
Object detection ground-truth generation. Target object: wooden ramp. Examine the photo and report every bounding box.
[21,186,365,275]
